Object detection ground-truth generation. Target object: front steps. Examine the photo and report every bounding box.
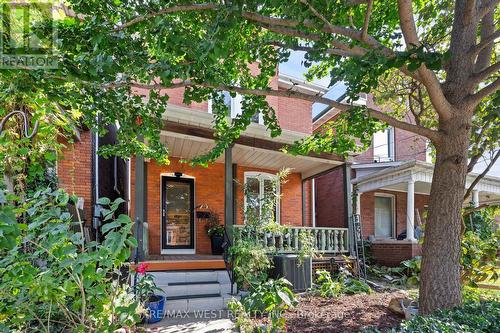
[152,270,239,313]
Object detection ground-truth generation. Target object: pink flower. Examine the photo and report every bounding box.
[136,263,148,275]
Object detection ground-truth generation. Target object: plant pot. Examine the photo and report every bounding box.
[210,234,224,255]
[145,294,166,324]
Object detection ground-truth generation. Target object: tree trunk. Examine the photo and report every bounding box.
[419,114,470,314]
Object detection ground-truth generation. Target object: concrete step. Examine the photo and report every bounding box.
[159,281,236,297]
[152,270,231,285]
[164,293,241,313]
[151,270,239,314]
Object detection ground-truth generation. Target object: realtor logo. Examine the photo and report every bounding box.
[0,2,57,68]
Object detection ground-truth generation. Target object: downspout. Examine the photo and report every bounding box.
[312,179,316,228]
[224,146,234,241]
[92,127,101,243]
[301,180,306,226]
[344,157,355,255]
[134,141,146,262]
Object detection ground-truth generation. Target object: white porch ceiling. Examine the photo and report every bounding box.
[160,131,341,179]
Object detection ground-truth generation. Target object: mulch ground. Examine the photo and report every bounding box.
[256,291,407,333]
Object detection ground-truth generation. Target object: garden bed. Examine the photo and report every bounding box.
[254,291,407,332]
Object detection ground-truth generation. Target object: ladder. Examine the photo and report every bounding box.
[351,214,367,279]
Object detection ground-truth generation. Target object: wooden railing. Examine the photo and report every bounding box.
[233,225,349,254]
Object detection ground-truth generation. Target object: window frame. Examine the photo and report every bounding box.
[373,127,395,162]
[374,192,396,239]
[243,171,280,224]
[207,94,264,125]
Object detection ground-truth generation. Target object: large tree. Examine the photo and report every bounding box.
[1,0,498,314]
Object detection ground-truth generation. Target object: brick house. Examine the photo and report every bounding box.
[56,71,348,272]
[313,95,500,267]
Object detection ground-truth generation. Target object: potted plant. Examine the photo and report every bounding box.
[205,210,225,255]
[135,263,165,324]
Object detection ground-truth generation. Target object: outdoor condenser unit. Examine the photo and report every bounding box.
[271,255,312,292]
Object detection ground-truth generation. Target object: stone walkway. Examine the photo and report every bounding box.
[144,312,235,333]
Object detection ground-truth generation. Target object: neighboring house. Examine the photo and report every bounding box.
[313,96,500,267]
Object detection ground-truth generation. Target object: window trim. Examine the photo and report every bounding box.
[207,94,264,125]
[373,127,395,162]
[374,192,396,239]
[243,172,280,224]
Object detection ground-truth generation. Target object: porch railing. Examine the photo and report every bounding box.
[233,225,349,254]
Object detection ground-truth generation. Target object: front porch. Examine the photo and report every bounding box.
[131,106,345,266]
[352,160,500,266]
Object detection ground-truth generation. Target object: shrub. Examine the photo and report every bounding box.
[314,269,371,298]
[363,299,500,333]
[229,278,298,332]
[0,188,140,332]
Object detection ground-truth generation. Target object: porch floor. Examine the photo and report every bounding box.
[132,254,226,272]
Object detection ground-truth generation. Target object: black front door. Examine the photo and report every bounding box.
[161,176,195,250]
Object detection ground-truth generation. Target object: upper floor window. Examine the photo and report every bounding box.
[208,92,263,125]
[373,127,394,162]
[244,172,280,224]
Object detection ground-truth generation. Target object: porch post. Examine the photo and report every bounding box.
[134,151,146,261]
[472,189,480,207]
[406,179,416,241]
[344,159,355,254]
[225,146,234,239]
[355,192,361,215]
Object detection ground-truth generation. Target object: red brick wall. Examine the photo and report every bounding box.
[360,190,429,238]
[130,157,309,255]
[371,241,422,267]
[57,131,93,222]
[277,93,313,134]
[314,166,346,228]
[131,66,313,135]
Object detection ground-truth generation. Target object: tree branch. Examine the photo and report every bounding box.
[474,11,495,72]
[114,3,218,31]
[470,29,500,57]
[471,61,500,86]
[267,41,358,57]
[476,0,500,20]
[397,0,420,47]
[467,77,500,105]
[467,120,494,172]
[464,149,500,200]
[362,0,374,41]
[464,0,477,24]
[397,0,453,120]
[125,79,441,141]
[367,108,441,142]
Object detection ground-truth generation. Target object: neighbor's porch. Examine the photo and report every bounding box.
[352,160,500,266]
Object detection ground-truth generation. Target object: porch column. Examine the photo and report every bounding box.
[344,160,355,254]
[224,146,234,239]
[406,179,416,241]
[472,189,480,207]
[355,191,361,215]
[134,151,146,261]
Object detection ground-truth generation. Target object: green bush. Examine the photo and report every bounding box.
[368,256,421,287]
[0,188,140,332]
[314,269,371,298]
[363,299,500,333]
[229,278,297,332]
[399,299,500,333]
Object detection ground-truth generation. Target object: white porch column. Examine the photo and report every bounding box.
[406,179,416,241]
[472,189,480,208]
[355,192,361,215]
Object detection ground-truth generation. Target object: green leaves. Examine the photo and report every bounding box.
[0,189,139,331]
